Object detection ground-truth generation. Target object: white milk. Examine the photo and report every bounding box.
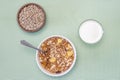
[79,20,104,44]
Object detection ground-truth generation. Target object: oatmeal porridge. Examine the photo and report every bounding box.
[17,3,46,32]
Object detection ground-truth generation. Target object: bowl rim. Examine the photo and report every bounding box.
[36,35,76,77]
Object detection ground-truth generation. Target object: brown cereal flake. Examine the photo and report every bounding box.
[37,37,74,74]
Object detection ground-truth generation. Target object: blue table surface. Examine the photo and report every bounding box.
[0,0,120,80]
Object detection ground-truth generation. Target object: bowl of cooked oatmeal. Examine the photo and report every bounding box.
[36,35,76,77]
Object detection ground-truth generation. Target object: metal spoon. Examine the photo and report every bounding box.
[20,40,44,53]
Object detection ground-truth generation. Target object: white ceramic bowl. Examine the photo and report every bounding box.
[36,35,76,77]
[79,19,104,44]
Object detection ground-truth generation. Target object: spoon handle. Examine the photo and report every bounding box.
[20,40,40,51]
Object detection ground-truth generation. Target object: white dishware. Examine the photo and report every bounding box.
[36,35,76,77]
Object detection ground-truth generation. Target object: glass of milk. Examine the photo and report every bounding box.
[79,19,104,44]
